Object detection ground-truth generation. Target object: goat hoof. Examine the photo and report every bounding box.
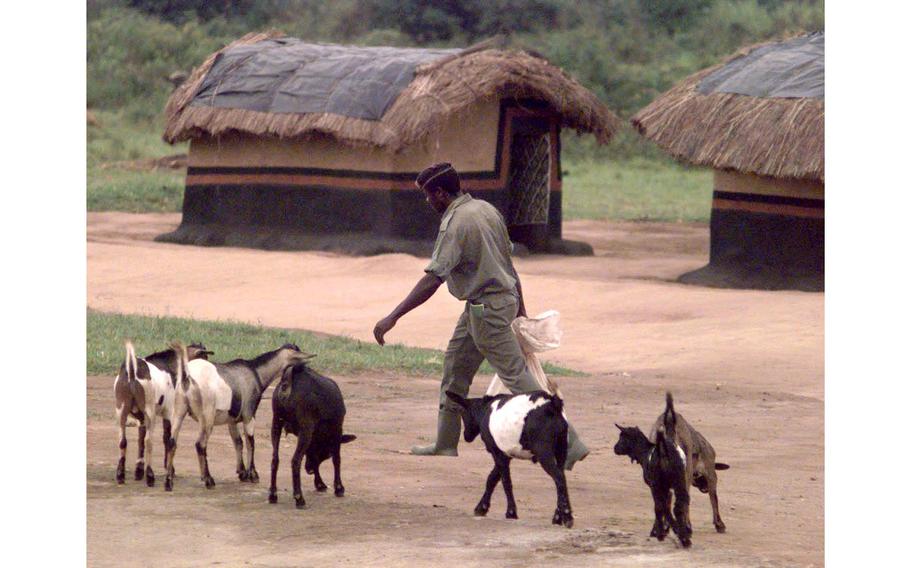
[238,470,249,482]
[165,478,173,492]
[249,470,259,483]
[204,477,216,489]
[295,498,306,510]
[268,492,278,504]
[505,510,518,520]
[146,471,155,487]
[334,486,345,497]
[315,481,328,492]
[474,504,489,517]
[680,537,692,548]
[715,522,726,533]
[134,464,145,481]
[564,517,574,529]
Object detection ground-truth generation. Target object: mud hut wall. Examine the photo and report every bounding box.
[179,98,564,245]
[390,97,563,246]
[708,170,824,275]
[389,97,503,239]
[183,133,399,235]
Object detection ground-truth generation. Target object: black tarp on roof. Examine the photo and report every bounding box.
[189,39,460,121]
[697,32,824,99]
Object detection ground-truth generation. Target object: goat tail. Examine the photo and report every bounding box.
[663,391,676,438]
[124,340,138,384]
[715,462,731,471]
[548,392,564,417]
[169,340,191,391]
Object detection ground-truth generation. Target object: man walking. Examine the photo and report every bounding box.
[373,162,588,470]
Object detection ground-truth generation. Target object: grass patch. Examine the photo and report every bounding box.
[87,109,188,213]
[562,157,713,223]
[88,167,185,213]
[87,310,583,378]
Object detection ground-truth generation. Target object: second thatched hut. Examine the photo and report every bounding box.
[160,33,621,255]
[632,32,824,291]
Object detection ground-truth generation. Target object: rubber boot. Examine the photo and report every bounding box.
[564,423,589,471]
[411,409,461,456]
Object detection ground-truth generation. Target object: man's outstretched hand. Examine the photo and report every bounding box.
[373,315,397,346]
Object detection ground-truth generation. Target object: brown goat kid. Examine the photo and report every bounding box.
[614,393,729,548]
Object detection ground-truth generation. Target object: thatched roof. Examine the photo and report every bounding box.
[631,33,824,181]
[164,32,620,151]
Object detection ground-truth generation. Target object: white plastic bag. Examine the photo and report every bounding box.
[486,309,563,397]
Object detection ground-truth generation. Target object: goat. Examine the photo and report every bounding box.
[165,343,310,491]
[268,361,356,509]
[446,391,573,528]
[614,392,730,547]
[113,341,211,486]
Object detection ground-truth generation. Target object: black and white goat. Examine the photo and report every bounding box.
[614,392,730,548]
[113,341,211,486]
[165,343,311,491]
[268,361,356,509]
[446,391,573,528]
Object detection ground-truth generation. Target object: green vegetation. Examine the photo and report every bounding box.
[86,1,822,217]
[562,158,712,222]
[87,310,583,377]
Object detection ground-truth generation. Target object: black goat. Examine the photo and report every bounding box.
[614,392,730,547]
[269,361,356,509]
[446,391,573,528]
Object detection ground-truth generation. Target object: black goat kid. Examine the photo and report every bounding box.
[614,392,731,548]
[614,423,691,546]
[269,361,356,509]
[446,391,573,528]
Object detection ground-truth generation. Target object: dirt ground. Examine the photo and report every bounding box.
[87,212,824,567]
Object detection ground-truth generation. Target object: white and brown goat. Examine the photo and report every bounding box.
[113,341,211,486]
[165,343,311,491]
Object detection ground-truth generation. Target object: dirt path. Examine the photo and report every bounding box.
[87,213,823,567]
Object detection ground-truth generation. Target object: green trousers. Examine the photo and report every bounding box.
[437,297,587,466]
[439,297,540,411]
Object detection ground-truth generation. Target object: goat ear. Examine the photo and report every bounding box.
[445,392,468,408]
[340,434,357,444]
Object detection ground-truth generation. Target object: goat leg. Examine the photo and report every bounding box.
[116,409,128,484]
[540,455,573,528]
[165,411,186,492]
[474,464,501,517]
[195,425,215,489]
[671,484,693,548]
[244,419,259,483]
[228,422,247,481]
[650,485,671,541]
[135,424,147,481]
[312,461,328,492]
[291,436,309,509]
[498,457,518,520]
[143,414,156,487]
[268,420,282,504]
[332,447,345,496]
[709,477,726,533]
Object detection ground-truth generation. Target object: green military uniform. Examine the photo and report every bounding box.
[419,194,588,468]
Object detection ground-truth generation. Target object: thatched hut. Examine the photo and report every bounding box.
[160,33,621,255]
[632,32,824,291]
